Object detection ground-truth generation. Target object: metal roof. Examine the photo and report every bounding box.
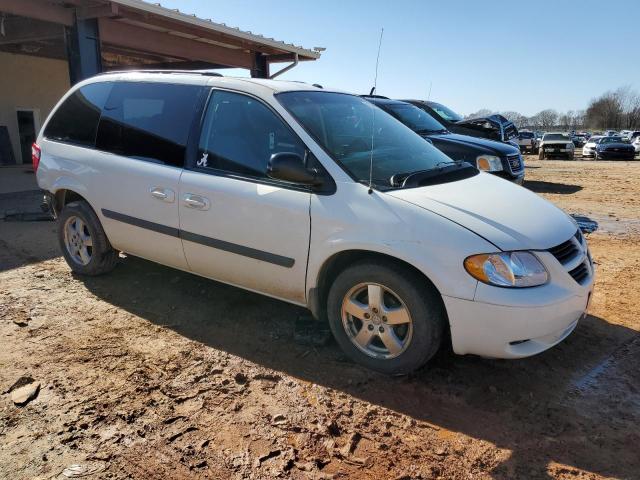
[111,0,322,60]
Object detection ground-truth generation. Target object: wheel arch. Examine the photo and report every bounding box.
[52,189,89,216]
[308,249,448,326]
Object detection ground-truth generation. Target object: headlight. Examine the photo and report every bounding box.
[464,251,549,288]
[566,143,574,149]
[476,155,503,172]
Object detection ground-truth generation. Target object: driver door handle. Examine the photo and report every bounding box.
[183,193,210,210]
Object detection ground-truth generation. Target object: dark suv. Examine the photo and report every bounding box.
[363,96,525,184]
[403,100,519,145]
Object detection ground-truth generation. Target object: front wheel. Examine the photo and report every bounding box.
[57,200,118,276]
[327,261,445,374]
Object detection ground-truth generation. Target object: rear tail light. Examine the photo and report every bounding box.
[31,143,41,172]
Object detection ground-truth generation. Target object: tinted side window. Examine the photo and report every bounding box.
[44,82,112,146]
[96,82,202,167]
[197,90,305,178]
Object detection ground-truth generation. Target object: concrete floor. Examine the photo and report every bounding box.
[0,165,43,218]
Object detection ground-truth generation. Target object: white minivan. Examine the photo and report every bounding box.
[34,72,594,374]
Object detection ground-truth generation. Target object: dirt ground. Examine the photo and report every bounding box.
[1,158,639,479]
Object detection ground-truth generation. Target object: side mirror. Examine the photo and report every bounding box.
[267,152,319,185]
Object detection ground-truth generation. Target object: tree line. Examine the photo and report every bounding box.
[465,86,640,131]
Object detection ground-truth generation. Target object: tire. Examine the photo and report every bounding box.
[568,152,575,160]
[57,200,118,276]
[326,260,445,374]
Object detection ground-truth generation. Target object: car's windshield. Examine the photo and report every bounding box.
[426,102,464,122]
[543,133,570,141]
[519,132,534,138]
[277,91,455,189]
[384,102,447,133]
[600,137,623,144]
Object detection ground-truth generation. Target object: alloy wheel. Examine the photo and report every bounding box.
[341,283,413,359]
[63,215,93,266]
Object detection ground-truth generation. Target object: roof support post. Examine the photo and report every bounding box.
[65,16,103,84]
[269,53,298,79]
[250,52,269,79]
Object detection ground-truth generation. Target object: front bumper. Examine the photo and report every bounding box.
[543,147,572,155]
[492,170,524,184]
[443,250,594,359]
[597,150,636,160]
[582,147,595,157]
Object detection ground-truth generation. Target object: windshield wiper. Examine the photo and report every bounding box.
[415,128,449,135]
[390,161,476,188]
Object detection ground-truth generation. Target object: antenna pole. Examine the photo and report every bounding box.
[427,81,432,101]
[368,27,384,195]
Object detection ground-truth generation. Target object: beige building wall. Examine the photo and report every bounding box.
[0,52,70,164]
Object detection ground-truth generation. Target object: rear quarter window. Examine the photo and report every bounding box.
[44,82,113,147]
[96,82,202,167]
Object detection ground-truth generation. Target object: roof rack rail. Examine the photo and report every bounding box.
[99,69,223,77]
[289,80,323,89]
[360,94,390,99]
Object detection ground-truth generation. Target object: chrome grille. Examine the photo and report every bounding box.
[506,154,522,172]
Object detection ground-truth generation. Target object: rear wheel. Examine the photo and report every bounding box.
[58,200,118,276]
[327,260,445,374]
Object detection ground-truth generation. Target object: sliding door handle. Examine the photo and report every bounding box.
[183,193,210,210]
[149,187,175,202]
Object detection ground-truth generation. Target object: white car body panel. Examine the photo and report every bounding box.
[386,172,575,251]
[178,171,311,304]
[37,139,189,270]
[35,72,595,361]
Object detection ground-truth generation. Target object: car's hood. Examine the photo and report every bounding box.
[456,114,519,141]
[429,132,520,155]
[387,172,575,251]
[598,142,633,149]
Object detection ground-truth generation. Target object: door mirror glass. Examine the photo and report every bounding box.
[267,152,318,185]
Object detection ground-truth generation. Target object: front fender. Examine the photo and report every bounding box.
[307,183,492,303]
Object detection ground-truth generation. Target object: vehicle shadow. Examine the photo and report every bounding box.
[78,255,640,479]
[524,180,583,195]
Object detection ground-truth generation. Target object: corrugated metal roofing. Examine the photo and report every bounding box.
[111,0,322,60]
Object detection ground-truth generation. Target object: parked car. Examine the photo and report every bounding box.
[34,72,594,374]
[538,133,575,159]
[516,131,538,154]
[571,135,587,148]
[594,136,636,160]
[604,130,618,137]
[627,131,640,142]
[619,130,633,140]
[582,136,603,158]
[633,136,640,156]
[362,96,524,184]
[402,100,519,145]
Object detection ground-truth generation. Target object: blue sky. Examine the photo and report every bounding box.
[157,0,639,116]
